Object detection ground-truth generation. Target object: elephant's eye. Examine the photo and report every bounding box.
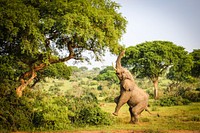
[116,72,120,75]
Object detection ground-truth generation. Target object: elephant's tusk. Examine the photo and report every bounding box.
[112,62,117,70]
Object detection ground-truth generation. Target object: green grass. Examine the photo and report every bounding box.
[35,78,200,132]
[98,102,200,132]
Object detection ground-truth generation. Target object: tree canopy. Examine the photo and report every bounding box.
[0,0,127,96]
[189,49,200,78]
[122,41,193,99]
[94,66,118,83]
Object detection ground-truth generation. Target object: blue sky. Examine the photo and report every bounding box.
[68,0,200,69]
[115,0,200,52]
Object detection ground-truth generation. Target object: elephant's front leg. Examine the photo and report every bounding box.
[114,96,120,104]
[113,91,131,116]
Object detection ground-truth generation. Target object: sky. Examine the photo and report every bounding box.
[68,0,200,69]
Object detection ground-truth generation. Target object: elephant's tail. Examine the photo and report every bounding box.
[145,108,160,117]
[145,108,152,114]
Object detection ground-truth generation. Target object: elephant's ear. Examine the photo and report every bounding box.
[122,79,135,91]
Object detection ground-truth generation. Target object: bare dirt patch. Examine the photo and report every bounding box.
[14,130,200,133]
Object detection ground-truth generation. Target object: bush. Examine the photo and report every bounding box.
[66,95,113,126]
[77,106,112,126]
[155,96,191,106]
[183,91,200,102]
[0,90,34,131]
[32,96,73,130]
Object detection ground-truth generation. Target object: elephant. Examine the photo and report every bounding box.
[112,50,151,124]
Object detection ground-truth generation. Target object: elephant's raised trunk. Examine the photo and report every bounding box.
[116,50,125,70]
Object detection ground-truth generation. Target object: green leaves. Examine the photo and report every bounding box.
[190,49,200,78]
[123,41,192,82]
[0,0,126,94]
[94,66,119,83]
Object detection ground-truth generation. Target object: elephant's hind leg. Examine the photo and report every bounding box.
[131,101,148,123]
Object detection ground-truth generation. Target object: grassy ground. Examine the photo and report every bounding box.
[63,102,200,132]
[36,78,200,132]
[97,102,200,132]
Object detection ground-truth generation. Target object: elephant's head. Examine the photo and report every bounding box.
[113,50,134,81]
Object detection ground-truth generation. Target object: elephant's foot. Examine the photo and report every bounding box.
[112,112,118,116]
[129,120,139,124]
[133,119,139,124]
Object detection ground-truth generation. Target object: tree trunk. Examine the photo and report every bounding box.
[15,41,75,97]
[15,63,46,97]
[153,79,159,99]
[16,70,37,97]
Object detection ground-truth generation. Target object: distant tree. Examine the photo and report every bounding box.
[94,66,118,83]
[0,0,127,96]
[92,67,101,72]
[167,50,193,83]
[70,66,81,73]
[189,49,200,78]
[122,41,192,99]
[79,66,88,71]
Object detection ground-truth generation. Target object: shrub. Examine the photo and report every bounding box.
[32,96,73,130]
[77,105,112,126]
[155,96,191,106]
[183,91,200,102]
[66,95,113,126]
[0,90,34,131]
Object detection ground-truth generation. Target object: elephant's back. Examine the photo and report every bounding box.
[129,88,149,103]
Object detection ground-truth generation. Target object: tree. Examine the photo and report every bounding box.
[122,41,192,99]
[189,49,200,78]
[0,0,127,96]
[167,50,193,84]
[94,66,119,83]
[79,66,88,71]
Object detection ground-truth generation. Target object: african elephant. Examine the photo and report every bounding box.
[112,50,150,123]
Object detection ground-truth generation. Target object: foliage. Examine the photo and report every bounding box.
[123,41,192,81]
[43,63,72,80]
[0,0,127,95]
[182,90,200,102]
[167,52,194,83]
[122,41,193,98]
[154,96,191,106]
[32,96,73,130]
[94,66,119,83]
[0,90,34,131]
[189,49,200,78]
[79,66,88,71]
[77,105,112,126]
[70,66,81,73]
[66,94,113,126]
[30,63,72,88]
